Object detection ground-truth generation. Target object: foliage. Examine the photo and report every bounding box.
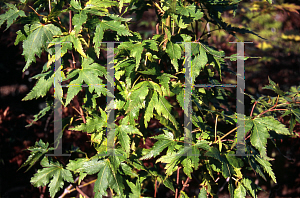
[1,0,300,197]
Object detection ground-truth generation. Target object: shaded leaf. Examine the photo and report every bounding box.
[22,22,62,71]
[0,3,26,31]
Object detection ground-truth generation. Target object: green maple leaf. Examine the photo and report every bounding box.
[246,146,267,181]
[70,114,107,133]
[22,22,62,71]
[143,39,159,51]
[93,16,132,57]
[0,3,26,31]
[82,158,106,175]
[242,177,257,198]
[85,0,118,9]
[94,159,124,197]
[200,42,225,58]
[67,158,89,173]
[234,183,246,198]
[250,118,270,158]
[26,102,52,127]
[176,88,185,108]
[190,141,210,168]
[70,0,82,10]
[155,95,179,129]
[127,178,142,198]
[198,188,207,198]
[166,41,181,72]
[182,158,193,178]
[176,3,203,20]
[72,10,88,35]
[31,157,74,198]
[116,124,142,155]
[49,31,87,58]
[157,146,192,176]
[205,147,235,178]
[176,4,196,17]
[65,56,108,106]
[19,140,52,172]
[14,24,30,45]
[144,91,158,128]
[192,45,208,82]
[157,73,177,96]
[257,116,290,135]
[140,130,175,160]
[120,162,138,177]
[22,69,54,101]
[255,156,277,183]
[125,81,149,114]
[156,141,209,177]
[117,42,145,71]
[148,81,163,96]
[130,42,144,71]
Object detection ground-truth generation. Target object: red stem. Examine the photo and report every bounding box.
[175,167,181,198]
[178,178,190,198]
[250,101,257,117]
[69,10,72,33]
[76,186,89,198]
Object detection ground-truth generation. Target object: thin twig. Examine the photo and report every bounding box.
[195,21,199,38]
[28,5,44,17]
[71,50,76,68]
[78,179,97,190]
[156,23,159,34]
[175,167,181,198]
[215,115,218,142]
[61,179,97,197]
[59,177,79,198]
[69,10,72,33]
[132,75,142,88]
[172,17,175,35]
[44,110,54,132]
[178,178,190,198]
[48,0,52,13]
[154,178,157,198]
[76,186,89,198]
[217,177,230,196]
[219,126,238,141]
[250,101,257,117]
[79,106,86,124]
[72,106,81,115]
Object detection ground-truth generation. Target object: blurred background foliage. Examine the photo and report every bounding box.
[0,0,300,197]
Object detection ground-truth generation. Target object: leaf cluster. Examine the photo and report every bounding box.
[1,0,299,197]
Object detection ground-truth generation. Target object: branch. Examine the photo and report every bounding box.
[215,115,218,142]
[28,5,44,17]
[217,177,230,196]
[48,0,52,13]
[59,177,79,198]
[76,186,90,198]
[178,178,190,198]
[154,178,158,198]
[69,10,72,33]
[250,101,257,117]
[175,167,181,198]
[59,179,97,198]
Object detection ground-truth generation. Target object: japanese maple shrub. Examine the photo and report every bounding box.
[1,0,299,197]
